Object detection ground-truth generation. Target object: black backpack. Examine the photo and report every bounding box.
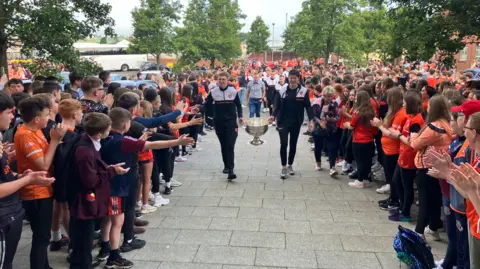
[53,131,82,194]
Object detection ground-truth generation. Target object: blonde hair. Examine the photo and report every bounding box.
[322,86,335,96]
[140,100,153,118]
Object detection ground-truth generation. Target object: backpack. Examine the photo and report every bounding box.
[2,118,22,143]
[53,131,82,194]
[393,225,435,269]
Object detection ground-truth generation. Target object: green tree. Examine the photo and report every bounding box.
[174,0,246,68]
[378,0,480,66]
[129,0,182,68]
[246,16,270,54]
[283,0,361,62]
[100,37,108,44]
[0,0,115,75]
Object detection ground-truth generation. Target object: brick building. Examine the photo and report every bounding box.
[455,41,480,71]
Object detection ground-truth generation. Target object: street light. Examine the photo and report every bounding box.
[272,23,275,61]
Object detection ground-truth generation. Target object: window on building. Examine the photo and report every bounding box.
[476,44,480,60]
[460,46,468,61]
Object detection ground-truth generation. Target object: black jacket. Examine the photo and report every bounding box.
[273,84,313,127]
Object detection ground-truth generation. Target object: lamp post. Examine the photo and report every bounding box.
[272,23,275,61]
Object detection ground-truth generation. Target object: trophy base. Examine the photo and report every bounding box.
[249,136,265,146]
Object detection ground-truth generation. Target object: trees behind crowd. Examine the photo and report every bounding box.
[0,0,115,74]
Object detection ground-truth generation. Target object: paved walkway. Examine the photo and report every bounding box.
[14,118,448,269]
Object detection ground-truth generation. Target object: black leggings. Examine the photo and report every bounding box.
[152,148,173,193]
[189,125,199,149]
[352,142,374,181]
[374,132,384,166]
[0,213,23,269]
[278,125,302,166]
[341,129,354,164]
[396,167,416,217]
[122,166,138,243]
[313,131,340,169]
[415,169,443,234]
[383,154,399,185]
[180,127,189,155]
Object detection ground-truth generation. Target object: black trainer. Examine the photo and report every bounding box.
[388,201,400,210]
[227,170,237,181]
[222,168,229,174]
[105,256,134,269]
[200,131,207,136]
[348,170,358,179]
[120,238,146,253]
[49,235,69,251]
[378,198,389,205]
[164,186,172,195]
[96,248,110,261]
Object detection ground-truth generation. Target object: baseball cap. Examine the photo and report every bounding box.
[451,100,480,119]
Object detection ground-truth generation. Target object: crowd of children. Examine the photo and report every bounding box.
[0,61,480,269]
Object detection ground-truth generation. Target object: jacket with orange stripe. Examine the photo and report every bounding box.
[410,120,454,169]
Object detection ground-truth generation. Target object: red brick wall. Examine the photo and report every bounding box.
[455,42,479,71]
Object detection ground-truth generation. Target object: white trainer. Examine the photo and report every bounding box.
[153,194,170,207]
[170,178,183,187]
[336,160,345,167]
[348,180,365,189]
[141,204,157,214]
[376,184,391,194]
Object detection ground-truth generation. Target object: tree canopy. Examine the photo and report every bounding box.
[129,0,182,66]
[174,0,245,67]
[246,16,270,54]
[0,0,115,74]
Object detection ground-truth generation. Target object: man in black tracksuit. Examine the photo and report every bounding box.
[205,72,244,180]
[269,69,313,179]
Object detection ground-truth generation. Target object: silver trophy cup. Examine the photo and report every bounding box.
[245,118,269,146]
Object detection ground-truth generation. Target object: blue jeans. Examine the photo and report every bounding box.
[248,98,261,118]
[454,210,470,269]
[239,87,246,105]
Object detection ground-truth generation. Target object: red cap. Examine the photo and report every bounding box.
[451,100,480,119]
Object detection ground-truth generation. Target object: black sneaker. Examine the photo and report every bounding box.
[388,201,400,210]
[379,202,389,211]
[227,170,237,181]
[105,256,134,269]
[96,248,110,261]
[120,238,146,253]
[348,170,358,179]
[49,235,69,251]
[308,137,314,143]
[222,168,229,174]
[200,131,207,136]
[378,198,389,206]
[164,186,172,195]
[303,131,312,135]
[341,167,354,175]
[135,211,143,219]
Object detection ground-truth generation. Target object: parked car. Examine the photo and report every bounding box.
[140,62,171,72]
[110,80,159,90]
[464,68,480,80]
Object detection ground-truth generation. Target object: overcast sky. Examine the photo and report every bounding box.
[101,0,303,43]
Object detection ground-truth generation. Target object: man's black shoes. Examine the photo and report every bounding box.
[222,168,229,174]
[227,170,237,181]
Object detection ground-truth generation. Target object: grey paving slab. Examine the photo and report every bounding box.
[286,233,343,251]
[310,222,365,236]
[331,211,384,223]
[340,235,395,253]
[203,189,245,197]
[226,182,266,190]
[284,191,325,200]
[222,266,286,269]
[243,189,284,199]
[137,228,181,243]
[190,181,229,189]
[159,262,222,269]
[175,229,232,245]
[260,219,311,234]
[170,188,207,197]
[156,206,195,217]
[193,246,256,265]
[159,216,212,230]
[315,251,383,269]
[262,198,306,209]
[238,207,285,220]
[192,206,240,218]
[230,231,285,248]
[129,261,162,269]
[212,175,249,182]
[265,182,303,192]
[348,201,384,211]
[176,197,222,207]
[133,243,199,262]
[209,218,260,231]
[300,184,342,192]
[284,208,334,221]
[255,248,318,268]
[219,197,263,207]
[305,200,351,211]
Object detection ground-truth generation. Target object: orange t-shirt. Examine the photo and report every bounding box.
[370,98,379,117]
[381,108,408,155]
[182,98,190,123]
[422,101,429,112]
[427,76,437,88]
[14,125,53,200]
[350,111,378,144]
[468,156,480,239]
[398,113,424,169]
